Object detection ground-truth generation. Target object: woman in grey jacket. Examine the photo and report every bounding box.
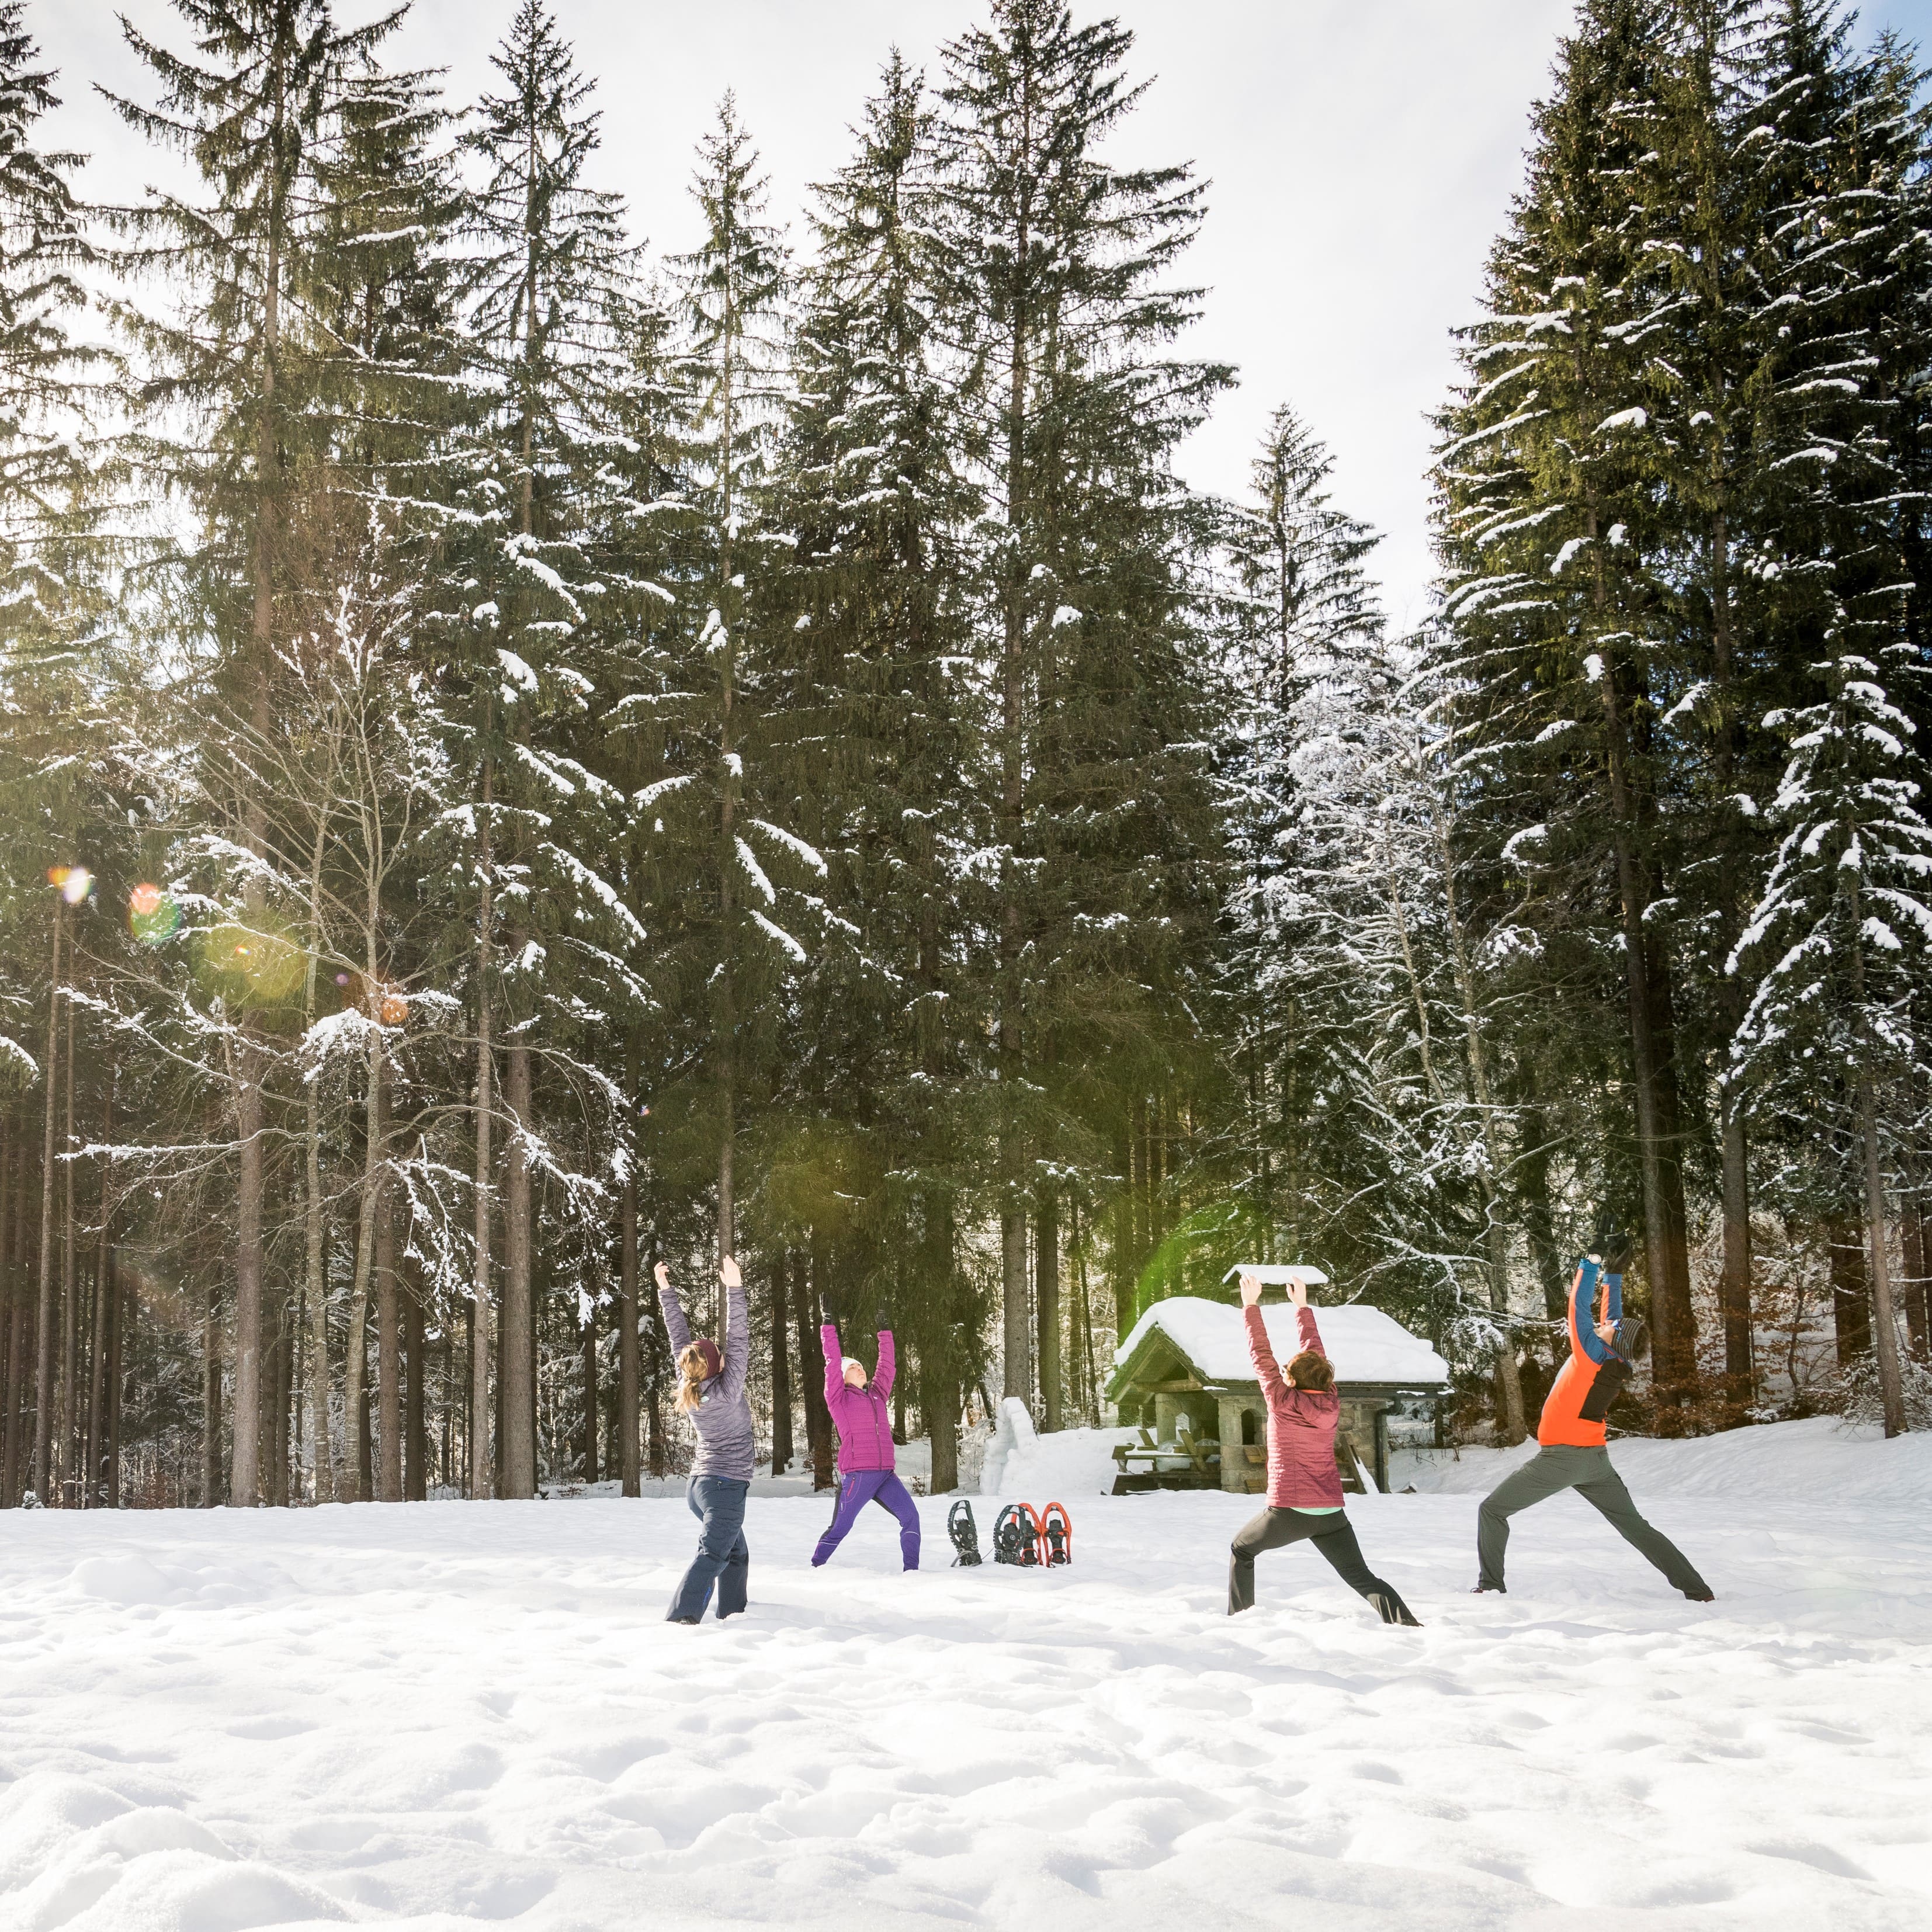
[658,1255,754,1623]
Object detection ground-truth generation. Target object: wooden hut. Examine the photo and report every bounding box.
[1105,1269,1449,1495]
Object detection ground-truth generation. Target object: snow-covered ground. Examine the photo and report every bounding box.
[4,1417,1930,1930]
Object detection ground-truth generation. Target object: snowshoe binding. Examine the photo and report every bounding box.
[1041,1500,1072,1566]
[948,1499,983,1567]
[993,1502,1042,1566]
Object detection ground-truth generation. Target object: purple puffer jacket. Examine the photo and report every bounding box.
[821,1324,896,1473]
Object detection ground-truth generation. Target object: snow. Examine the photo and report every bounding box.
[1115,1295,1450,1388]
[4,1418,1932,1929]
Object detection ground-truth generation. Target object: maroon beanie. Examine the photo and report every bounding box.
[692,1337,722,1379]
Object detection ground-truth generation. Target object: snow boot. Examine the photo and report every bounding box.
[1042,1500,1072,1566]
[1369,1586,1422,1627]
[948,1499,983,1567]
[993,1503,1040,1566]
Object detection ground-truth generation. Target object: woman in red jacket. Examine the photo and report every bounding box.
[1228,1273,1420,1624]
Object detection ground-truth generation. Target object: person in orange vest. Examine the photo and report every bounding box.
[1473,1234,1713,1600]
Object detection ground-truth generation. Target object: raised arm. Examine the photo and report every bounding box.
[1570,1257,1614,1366]
[874,1329,896,1401]
[719,1283,751,1404]
[1243,1306,1288,1403]
[654,1262,692,1358]
[821,1321,844,1410]
[1293,1305,1326,1360]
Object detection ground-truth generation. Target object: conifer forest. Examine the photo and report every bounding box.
[1,0,1928,1516]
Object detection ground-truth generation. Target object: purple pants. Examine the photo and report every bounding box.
[811,1470,921,1569]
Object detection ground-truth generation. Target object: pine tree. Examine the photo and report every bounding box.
[452,0,637,1498]
[771,52,985,1483]
[935,0,1232,1400]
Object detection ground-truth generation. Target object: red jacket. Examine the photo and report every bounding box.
[1247,1304,1344,1509]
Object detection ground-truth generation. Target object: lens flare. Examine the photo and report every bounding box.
[130,882,184,946]
[378,986,408,1026]
[195,920,306,1003]
[335,972,351,988]
[56,866,93,905]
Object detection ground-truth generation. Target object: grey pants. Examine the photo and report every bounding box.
[1229,1507,1382,1614]
[1476,1445,1709,1595]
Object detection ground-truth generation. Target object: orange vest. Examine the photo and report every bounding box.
[1538,1266,1608,1448]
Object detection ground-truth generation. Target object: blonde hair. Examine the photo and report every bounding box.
[676,1344,712,1414]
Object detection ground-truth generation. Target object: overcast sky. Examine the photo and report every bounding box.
[38,0,1932,627]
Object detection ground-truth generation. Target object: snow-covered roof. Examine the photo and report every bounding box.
[1112,1296,1449,1390]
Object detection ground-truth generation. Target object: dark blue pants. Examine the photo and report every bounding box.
[811,1469,921,1569]
[668,1476,750,1621]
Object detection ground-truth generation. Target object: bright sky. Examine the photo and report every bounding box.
[38,0,1932,629]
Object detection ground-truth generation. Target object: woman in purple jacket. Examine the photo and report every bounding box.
[811,1321,921,1570]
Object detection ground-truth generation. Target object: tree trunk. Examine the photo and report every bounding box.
[376,1173,401,1502]
[106,1260,123,1508]
[799,1242,833,1490]
[1859,1070,1907,1437]
[344,1022,387,1504]
[502,1040,535,1497]
[1903,1196,1930,1359]
[1718,1088,1753,1399]
[470,752,496,1501]
[30,900,59,1507]
[1,1137,23,1506]
[57,996,76,1504]
[1829,1216,1871,1363]
[231,1035,266,1506]
[618,1169,640,1496]
[1001,1210,1028,1404]
[768,1247,791,1476]
[1035,1188,1060,1431]
[1515,1097,1569,1320]
[202,1277,221,1507]
[580,1298,598,1483]
[86,1087,111,1508]
[403,1254,426,1501]
[645,1265,665,1479]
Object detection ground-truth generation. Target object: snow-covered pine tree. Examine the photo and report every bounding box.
[451,0,638,1498]
[935,0,1232,1395]
[647,95,813,1331]
[771,52,986,1482]
[1729,623,1932,1436]
[1431,0,1711,1406]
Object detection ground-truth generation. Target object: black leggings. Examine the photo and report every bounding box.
[1229,1507,1390,1615]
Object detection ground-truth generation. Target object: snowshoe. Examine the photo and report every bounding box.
[1041,1500,1072,1566]
[993,1502,1040,1566]
[948,1499,983,1567]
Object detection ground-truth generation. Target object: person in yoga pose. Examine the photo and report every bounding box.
[811,1317,921,1570]
[1229,1272,1420,1625]
[1473,1236,1712,1601]
[658,1255,754,1622]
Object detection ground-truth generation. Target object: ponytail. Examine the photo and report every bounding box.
[676,1344,710,1414]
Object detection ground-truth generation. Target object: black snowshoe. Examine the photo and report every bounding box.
[993,1501,1042,1566]
[948,1499,983,1567]
[1041,1500,1072,1566]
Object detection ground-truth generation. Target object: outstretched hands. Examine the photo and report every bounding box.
[653,1261,671,1292]
[1287,1277,1309,1309]
[1238,1272,1263,1309]
[719,1254,743,1289]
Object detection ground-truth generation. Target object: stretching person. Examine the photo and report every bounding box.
[658,1254,754,1624]
[1229,1273,1420,1625]
[1473,1241,1713,1600]
[811,1318,920,1570]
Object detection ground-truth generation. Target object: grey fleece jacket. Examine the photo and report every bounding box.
[660,1280,755,1482]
